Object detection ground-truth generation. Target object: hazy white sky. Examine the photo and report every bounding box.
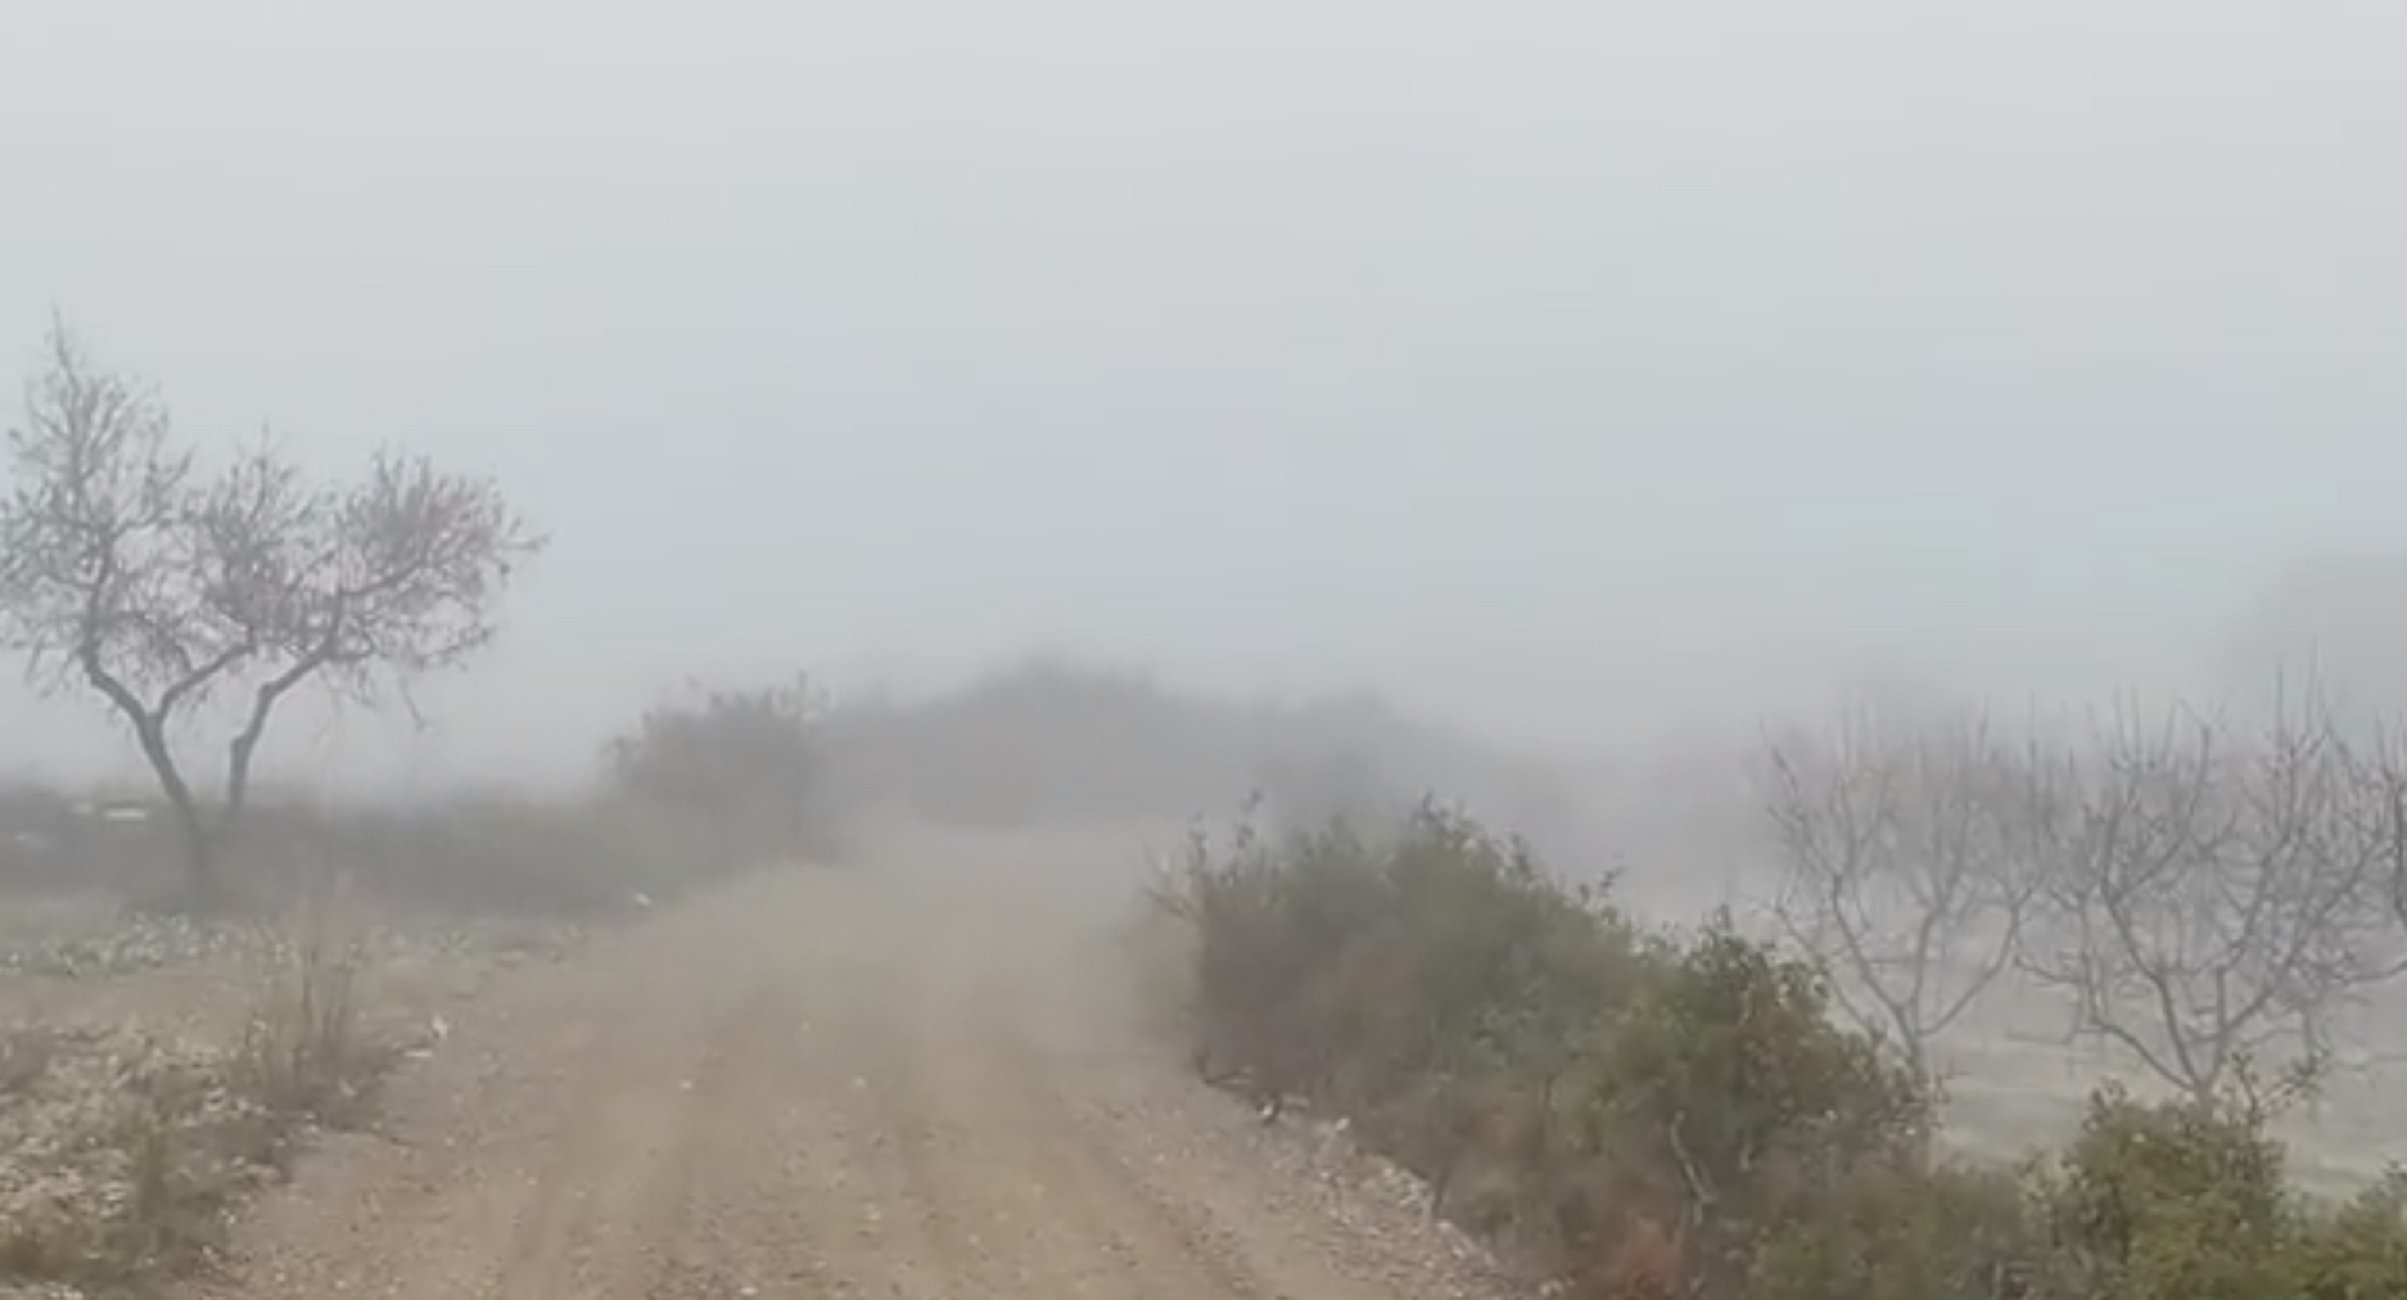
[1,0,2401,789]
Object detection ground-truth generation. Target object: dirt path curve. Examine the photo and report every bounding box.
[183,832,1519,1300]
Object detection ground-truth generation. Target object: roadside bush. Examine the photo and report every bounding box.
[2020,1086,2407,1300]
[1163,803,2407,1300]
[1166,806,1930,1294]
[2031,1085,2290,1300]
[1742,1157,2037,1300]
[2289,1175,2407,1300]
[1736,1074,2407,1300]
[1169,808,1644,1119]
[607,676,823,870]
[1562,922,1932,1295]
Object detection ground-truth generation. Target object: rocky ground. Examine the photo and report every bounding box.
[0,891,587,1299]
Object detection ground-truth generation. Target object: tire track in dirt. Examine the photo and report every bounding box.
[939,909,1279,1298]
[179,837,1524,1300]
[628,979,838,1300]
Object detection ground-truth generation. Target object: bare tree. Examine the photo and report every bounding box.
[1762,706,2043,1088]
[0,322,540,904]
[2017,691,2404,1104]
[2350,725,2407,942]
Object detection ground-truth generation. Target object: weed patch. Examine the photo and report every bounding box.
[0,931,400,1295]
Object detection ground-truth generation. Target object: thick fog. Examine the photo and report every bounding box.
[1,0,2401,798]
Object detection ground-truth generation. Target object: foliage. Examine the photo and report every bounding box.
[2027,1085,2294,1300]
[1569,921,1932,1294]
[1165,805,1930,1294]
[606,676,822,869]
[2288,1174,2407,1300]
[1742,1159,2037,1300]
[1165,801,2407,1300]
[2013,1087,2407,1300]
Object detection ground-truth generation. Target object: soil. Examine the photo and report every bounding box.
[175,831,1522,1299]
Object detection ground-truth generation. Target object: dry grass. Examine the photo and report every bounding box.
[0,884,574,1297]
[0,1022,280,1292]
[230,916,389,1134]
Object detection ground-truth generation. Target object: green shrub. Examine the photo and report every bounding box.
[2289,1174,2407,1300]
[1175,818,1378,1103]
[1167,806,1933,1294]
[607,676,823,867]
[1163,803,2407,1300]
[1743,1158,2037,1300]
[1743,1077,2407,1300]
[2015,1088,2407,1300]
[2028,1085,2292,1300]
[1171,807,1645,1109]
[1564,921,1933,1294]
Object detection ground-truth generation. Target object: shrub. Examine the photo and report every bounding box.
[607,676,822,868]
[1174,817,1385,1106]
[2018,1087,2407,1300]
[1170,807,1644,1114]
[1159,801,2407,1299]
[2028,1085,2291,1300]
[2289,1174,2407,1300]
[1164,805,1934,1295]
[1743,1158,2037,1300]
[1564,921,1932,1295]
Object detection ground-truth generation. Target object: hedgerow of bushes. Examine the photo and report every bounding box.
[1163,804,2407,1300]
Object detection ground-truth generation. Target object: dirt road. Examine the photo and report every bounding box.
[185,829,1516,1299]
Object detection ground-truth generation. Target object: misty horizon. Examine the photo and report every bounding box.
[3,1,2400,795]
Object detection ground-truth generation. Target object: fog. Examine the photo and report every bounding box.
[1,0,2401,803]
[8,13,2407,1282]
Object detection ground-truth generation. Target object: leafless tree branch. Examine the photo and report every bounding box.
[1761,703,2042,1089]
[0,321,539,906]
[2017,681,2404,1103]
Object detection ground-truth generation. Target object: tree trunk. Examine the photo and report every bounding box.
[226,647,331,823]
[78,653,221,911]
[132,715,216,909]
[227,723,264,820]
[172,800,216,908]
